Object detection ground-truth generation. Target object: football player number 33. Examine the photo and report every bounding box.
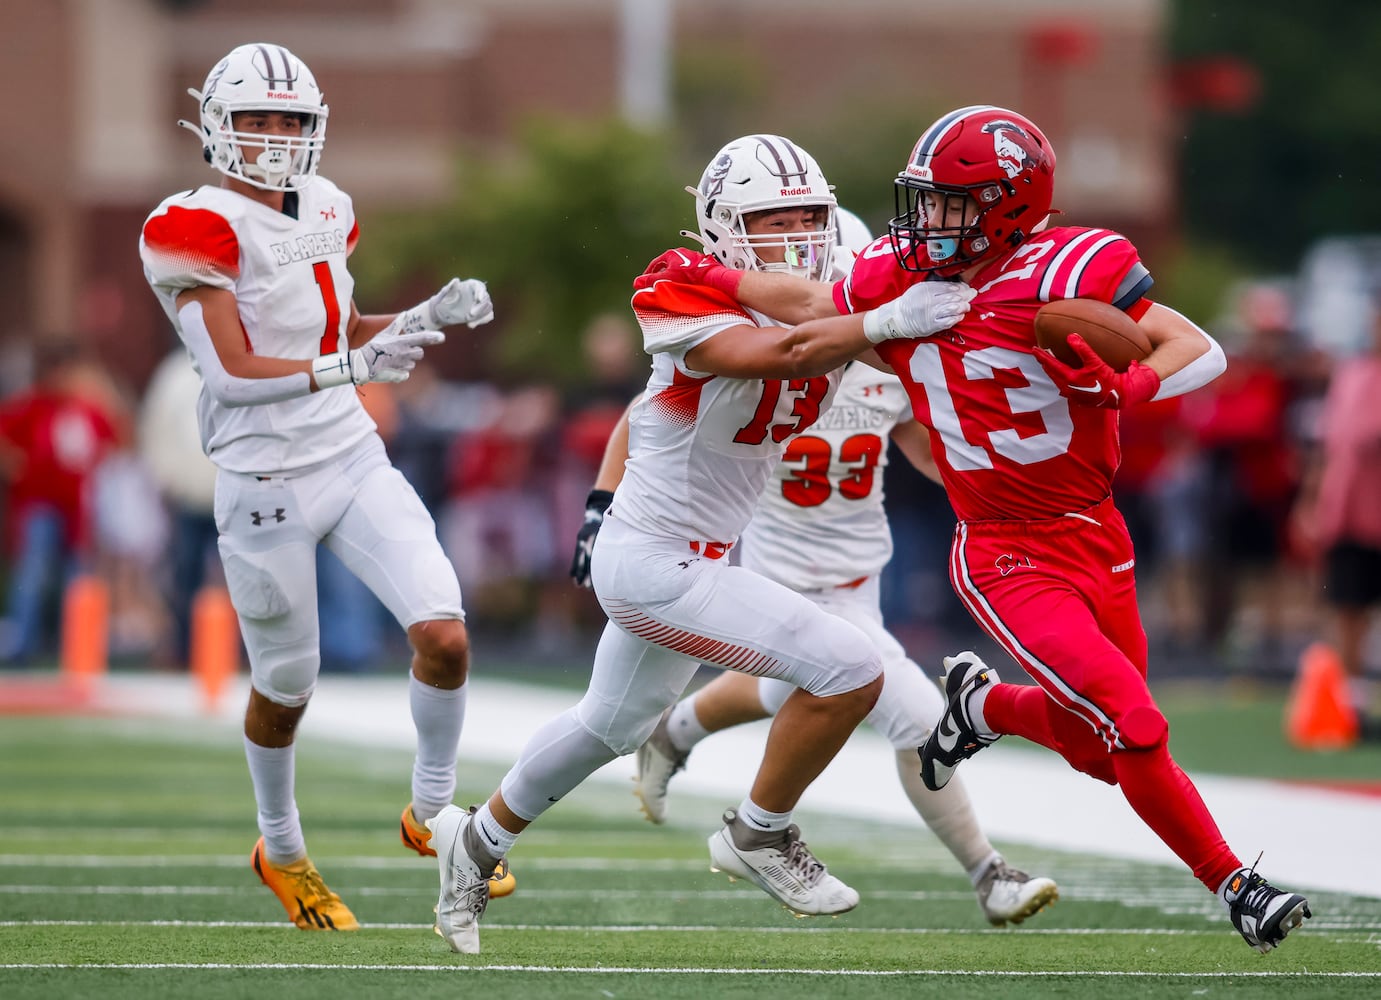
[733,377,882,508]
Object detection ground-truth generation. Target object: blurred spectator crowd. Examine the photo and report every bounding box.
[1,287,1378,692]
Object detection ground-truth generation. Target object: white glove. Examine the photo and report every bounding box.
[312,324,445,389]
[398,277,494,332]
[862,281,976,342]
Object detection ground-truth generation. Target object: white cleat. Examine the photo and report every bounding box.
[633,709,689,825]
[426,805,490,954]
[707,809,859,916]
[975,858,1059,926]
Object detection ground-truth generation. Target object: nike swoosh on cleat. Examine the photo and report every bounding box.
[935,718,960,753]
[1068,381,1102,393]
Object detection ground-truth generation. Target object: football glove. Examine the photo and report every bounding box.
[1039,334,1161,409]
[633,248,744,298]
[862,281,976,342]
[399,277,494,332]
[569,489,615,589]
[312,322,445,388]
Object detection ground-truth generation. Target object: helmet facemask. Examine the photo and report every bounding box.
[712,203,837,282]
[890,178,1007,277]
[193,98,326,191]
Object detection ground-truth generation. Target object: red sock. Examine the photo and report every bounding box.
[983,683,1056,745]
[988,683,1241,890]
[1112,744,1240,891]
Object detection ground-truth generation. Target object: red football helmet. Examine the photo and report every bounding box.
[888,106,1056,276]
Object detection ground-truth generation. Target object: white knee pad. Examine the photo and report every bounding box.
[576,687,675,756]
[251,647,320,707]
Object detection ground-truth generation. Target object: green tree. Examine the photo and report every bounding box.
[352,118,694,382]
[1171,2,1381,269]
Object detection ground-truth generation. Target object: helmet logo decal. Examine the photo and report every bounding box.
[701,153,733,203]
[751,135,811,187]
[203,59,230,102]
[252,44,300,93]
[982,119,1042,179]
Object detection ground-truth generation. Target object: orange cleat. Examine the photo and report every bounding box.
[251,837,359,930]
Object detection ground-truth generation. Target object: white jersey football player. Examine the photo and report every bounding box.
[571,214,1058,927]
[426,135,975,952]
[138,42,510,933]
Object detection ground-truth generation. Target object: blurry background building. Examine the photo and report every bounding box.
[0,0,1173,391]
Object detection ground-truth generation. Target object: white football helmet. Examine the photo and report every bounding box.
[685,134,837,281]
[180,43,328,191]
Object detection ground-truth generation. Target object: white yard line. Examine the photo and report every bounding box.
[1,962,1378,978]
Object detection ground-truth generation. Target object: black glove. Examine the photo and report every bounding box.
[569,489,615,588]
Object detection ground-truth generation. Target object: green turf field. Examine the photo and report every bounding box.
[2,703,1379,999]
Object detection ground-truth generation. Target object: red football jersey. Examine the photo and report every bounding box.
[837,227,1153,520]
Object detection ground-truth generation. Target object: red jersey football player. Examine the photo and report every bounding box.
[647,105,1310,955]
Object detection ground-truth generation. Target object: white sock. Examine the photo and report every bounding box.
[893,749,995,876]
[736,797,791,833]
[1217,864,1251,910]
[966,851,1002,888]
[409,673,466,821]
[666,696,710,753]
[473,803,520,858]
[243,736,305,862]
[968,682,996,738]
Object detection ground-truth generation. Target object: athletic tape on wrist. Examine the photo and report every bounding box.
[312,351,356,389]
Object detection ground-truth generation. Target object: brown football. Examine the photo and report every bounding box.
[1034,298,1151,372]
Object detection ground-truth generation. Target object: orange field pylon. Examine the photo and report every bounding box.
[1284,641,1359,750]
[59,574,110,686]
[190,585,240,712]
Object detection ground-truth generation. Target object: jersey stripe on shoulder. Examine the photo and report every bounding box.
[141,205,240,288]
[631,279,751,322]
[633,280,752,356]
[1036,227,1150,308]
[1038,229,1117,301]
[1111,263,1153,310]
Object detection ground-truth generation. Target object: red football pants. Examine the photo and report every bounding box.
[948,497,1239,891]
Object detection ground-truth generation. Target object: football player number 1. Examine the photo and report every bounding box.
[313,261,342,354]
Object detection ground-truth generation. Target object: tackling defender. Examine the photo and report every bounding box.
[426,134,973,953]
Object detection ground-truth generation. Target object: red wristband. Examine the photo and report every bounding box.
[1122,361,1162,406]
[704,265,744,299]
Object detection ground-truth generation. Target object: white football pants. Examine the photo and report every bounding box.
[497,511,881,821]
[214,435,462,706]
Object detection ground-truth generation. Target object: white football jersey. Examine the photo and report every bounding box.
[616,277,842,544]
[139,179,375,474]
[739,364,913,590]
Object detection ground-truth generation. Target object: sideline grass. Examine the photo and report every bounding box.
[1,716,1378,1000]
